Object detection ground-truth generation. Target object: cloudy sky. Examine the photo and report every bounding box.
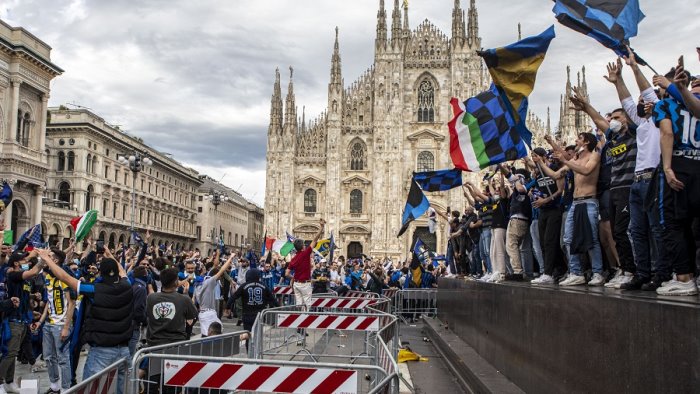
[2,0,698,206]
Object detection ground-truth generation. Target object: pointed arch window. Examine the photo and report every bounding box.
[304,189,317,213]
[417,80,435,122]
[349,140,367,171]
[417,151,435,172]
[350,189,363,214]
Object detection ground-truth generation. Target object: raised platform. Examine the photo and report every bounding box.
[437,278,700,394]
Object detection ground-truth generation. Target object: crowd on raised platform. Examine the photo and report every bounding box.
[435,48,700,297]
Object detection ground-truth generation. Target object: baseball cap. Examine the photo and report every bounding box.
[7,251,28,266]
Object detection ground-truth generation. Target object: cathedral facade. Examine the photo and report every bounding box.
[264,0,546,259]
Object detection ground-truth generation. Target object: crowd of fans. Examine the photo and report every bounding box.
[0,47,697,394]
[436,48,700,297]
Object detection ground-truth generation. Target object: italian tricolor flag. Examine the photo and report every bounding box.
[70,209,99,242]
[272,239,295,257]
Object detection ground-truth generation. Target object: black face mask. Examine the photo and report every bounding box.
[637,103,646,118]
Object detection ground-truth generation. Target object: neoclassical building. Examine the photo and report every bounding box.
[44,108,203,249]
[0,19,62,242]
[265,0,543,259]
[194,175,264,256]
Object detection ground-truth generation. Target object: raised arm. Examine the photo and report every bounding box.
[555,150,600,176]
[212,253,235,280]
[672,61,700,119]
[465,182,488,202]
[309,218,326,249]
[37,249,79,293]
[604,58,633,103]
[569,86,609,132]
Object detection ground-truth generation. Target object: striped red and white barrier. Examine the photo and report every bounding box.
[344,290,374,298]
[382,289,398,298]
[274,286,294,295]
[164,360,358,394]
[310,298,375,309]
[75,367,118,394]
[275,313,380,331]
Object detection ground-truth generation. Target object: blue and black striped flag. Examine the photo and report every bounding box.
[553,0,647,64]
[413,168,463,192]
[397,179,430,237]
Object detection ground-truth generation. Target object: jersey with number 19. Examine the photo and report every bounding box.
[231,281,277,318]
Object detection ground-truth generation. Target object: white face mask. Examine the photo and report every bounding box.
[609,119,622,133]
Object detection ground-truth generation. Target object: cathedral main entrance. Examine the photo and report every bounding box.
[347,242,363,258]
[412,226,437,253]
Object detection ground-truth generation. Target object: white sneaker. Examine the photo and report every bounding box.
[656,279,699,296]
[605,272,632,288]
[661,273,678,287]
[4,383,19,394]
[0,386,7,394]
[588,273,605,286]
[479,273,492,282]
[532,274,554,285]
[560,274,586,286]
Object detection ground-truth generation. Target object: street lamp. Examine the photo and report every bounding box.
[204,189,229,248]
[118,152,152,235]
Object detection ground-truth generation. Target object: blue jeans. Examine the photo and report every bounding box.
[446,241,457,275]
[42,324,71,390]
[83,346,130,394]
[470,240,483,275]
[480,228,492,273]
[128,327,141,358]
[628,179,667,280]
[563,199,603,275]
[530,219,544,273]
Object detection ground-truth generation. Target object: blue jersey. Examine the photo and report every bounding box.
[177,272,202,297]
[260,270,276,291]
[653,94,700,160]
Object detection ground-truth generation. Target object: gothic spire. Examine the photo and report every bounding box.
[565,65,572,96]
[284,66,297,131]
[269,67,283,135]
[581,65,588,96]
[467,0,479,47]
[330,27,342,87]
[390,0,402,46]
[402,0,409,32]
[376,0,387,49]
[546,107,551,134]
[518,23,522,40]
[451,0,466,47]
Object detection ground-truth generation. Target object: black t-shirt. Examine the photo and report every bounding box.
[146,291,198,346]
[312,268,330,293]
[489,198,510,229]
[6,271,31,322]
[231,282,277,317]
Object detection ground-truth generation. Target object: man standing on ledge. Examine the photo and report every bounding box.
[288,218,326,311]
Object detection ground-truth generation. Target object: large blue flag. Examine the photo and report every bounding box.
[14,224,42,251]
[553,0,646,63]
[0,182,12,215]
[413,169,463,192]
[397,178,430,237]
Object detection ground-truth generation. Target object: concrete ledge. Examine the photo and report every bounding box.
[424,317,524,394]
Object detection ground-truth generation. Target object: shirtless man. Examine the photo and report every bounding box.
[538,132,605,286]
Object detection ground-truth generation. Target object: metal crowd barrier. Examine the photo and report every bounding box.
[394,288,438,323]
[274,285,296,306]
[309,295,392,314]
[145,353,387,394]
[130,330,247,393]
[65,358,128,394]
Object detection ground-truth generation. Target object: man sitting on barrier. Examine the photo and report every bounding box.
[230,268,277,351]
[287,218,326,311]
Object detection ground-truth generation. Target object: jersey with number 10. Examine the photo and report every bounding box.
[653,95,700,159]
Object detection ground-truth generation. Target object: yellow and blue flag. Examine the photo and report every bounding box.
[478,25,556,148]
[314,237,331,257]
[553,0,647,64]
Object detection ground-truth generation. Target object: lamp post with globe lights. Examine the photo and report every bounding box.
[204,189,229,250]
[118,152,152,235]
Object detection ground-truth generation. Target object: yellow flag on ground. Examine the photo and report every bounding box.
[398,348,428,363]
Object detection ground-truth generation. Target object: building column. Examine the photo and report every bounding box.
[38,94,49,155]
[7,78,21,142]
[32,185,45,226]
